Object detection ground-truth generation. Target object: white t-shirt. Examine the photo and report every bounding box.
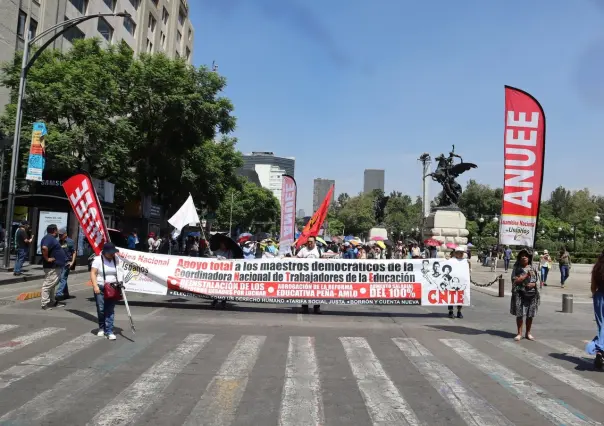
[92,256,119,283]
[297,246,320,258]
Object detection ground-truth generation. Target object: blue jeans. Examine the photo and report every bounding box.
[56,265,70,298]
[94,285,116,335]
[540,266,549,283]
[587,291,604,354]
[14,248,27,273]
[504,258,511,271]
[560,265,570,285]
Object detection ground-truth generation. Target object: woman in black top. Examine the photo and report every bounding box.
[510,248,540,341]
[588,251,604,370]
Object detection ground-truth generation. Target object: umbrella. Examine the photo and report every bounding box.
[383,239,394,248]
[210,233,244,259]
[445,242,458,249]
[344,235,355,241]
[467,242,474,247]
[370,236,385,241]
[315,236,327,246]
[376,241,386,249]
[424,238,441,247]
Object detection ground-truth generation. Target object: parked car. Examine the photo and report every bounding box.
[87,229,128,271]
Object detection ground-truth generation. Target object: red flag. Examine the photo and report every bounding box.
[296,185,334,248]
[63,173,110,255]
[499,86,546,248]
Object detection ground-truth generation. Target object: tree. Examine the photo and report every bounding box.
[337,193,376,236]
[214,179,280,233]
[549,186,572,220]
[457,180,502,220]
[0,39,240,212]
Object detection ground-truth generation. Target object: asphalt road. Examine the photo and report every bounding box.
[0,275,602,426]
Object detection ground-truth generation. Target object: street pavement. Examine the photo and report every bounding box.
[0,271,602,425]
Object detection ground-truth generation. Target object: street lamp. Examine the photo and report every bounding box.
[2,11,130,269]
[478,217,485,223]
[493,215,499,223]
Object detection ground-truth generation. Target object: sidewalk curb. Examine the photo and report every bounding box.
[0,269,89,286]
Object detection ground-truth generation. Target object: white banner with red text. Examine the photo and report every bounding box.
[115,249,470,306]
[500,86,546,247]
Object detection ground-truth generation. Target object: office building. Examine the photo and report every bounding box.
[364,169,385,193]
[297,209,305,218]
[313,178,334,211]
[0,0,195,114]
[241,152,295,206]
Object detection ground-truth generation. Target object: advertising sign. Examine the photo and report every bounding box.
[36,211,68,255]
[25,122,47,182]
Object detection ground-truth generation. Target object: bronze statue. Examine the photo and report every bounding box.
[426,145,477,208]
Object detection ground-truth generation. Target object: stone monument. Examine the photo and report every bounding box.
[423,145,477,258]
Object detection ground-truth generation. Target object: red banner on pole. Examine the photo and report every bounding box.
[278,175,297,256]
[63,173,110,255]
[296,185,334,248]
[499,86,546,247]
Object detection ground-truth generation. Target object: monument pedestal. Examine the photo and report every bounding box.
[423,209,469,258]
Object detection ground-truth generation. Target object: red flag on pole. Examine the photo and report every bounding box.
[499,86,546,248]
[296,185,334,248]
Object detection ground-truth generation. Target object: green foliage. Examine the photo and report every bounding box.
[336,192,376,236]
[0,39,239,213]
[214,179,280,233]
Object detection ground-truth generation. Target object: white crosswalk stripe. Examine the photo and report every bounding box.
[493,340,604,405]
[0,332,164,424]
[0,332,99,389]
[0,325,603,426]
[87,334,213,426]
[183,335,265,426]
[0,327,63,356]
[441,339,600,426]
[279,336,324,426]
[0,325,18,335]
[393,338,513,426]
[340,337,422,426]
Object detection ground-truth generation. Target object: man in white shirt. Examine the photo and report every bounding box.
[296,236,321,313]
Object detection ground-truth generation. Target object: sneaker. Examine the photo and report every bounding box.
[53,301,66,308]
[448,310,454,319]
[457,311,464,319]
[595,352,604,371]
[106,334,117,341]
[41,305,53,311]
[97,330,105,337]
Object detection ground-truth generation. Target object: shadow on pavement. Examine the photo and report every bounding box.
[428,325,517,338]
[548,352,593,371]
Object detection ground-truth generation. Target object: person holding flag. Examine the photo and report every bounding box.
[295,184,334,314]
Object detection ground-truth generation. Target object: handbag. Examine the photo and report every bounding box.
[101,258,123,301]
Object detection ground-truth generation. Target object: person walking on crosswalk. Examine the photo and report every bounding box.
[510,248,540,341]
[90,243,121,340]
[588,250,604,370]
[448,247,470,319]
[40,224,67,310]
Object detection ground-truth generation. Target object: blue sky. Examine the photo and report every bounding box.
[190,0,604,213]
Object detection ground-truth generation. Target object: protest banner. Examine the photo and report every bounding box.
[116,249,470,306]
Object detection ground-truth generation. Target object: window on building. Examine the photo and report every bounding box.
[151,0,159,7]
[148,13,157,33]
[98,17,114,42]
[178,8,186,25]
[146,39,153,53]
[29,18,38,39]
[69,0,88,14]
[185,46,191,60]
[123,16,136,36]
[64,25,85,44]
[102,0,116,11]
[17,11,38,40]
[129,0,139,9]
[162,7,169,24]
[188,28,192,41]
[176,30,182,44]
[17,11,27,39]
[160,31,166,49]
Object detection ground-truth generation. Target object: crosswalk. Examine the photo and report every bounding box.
[0,323,602,425]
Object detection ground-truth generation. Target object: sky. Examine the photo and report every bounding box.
[189,0,604,214]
